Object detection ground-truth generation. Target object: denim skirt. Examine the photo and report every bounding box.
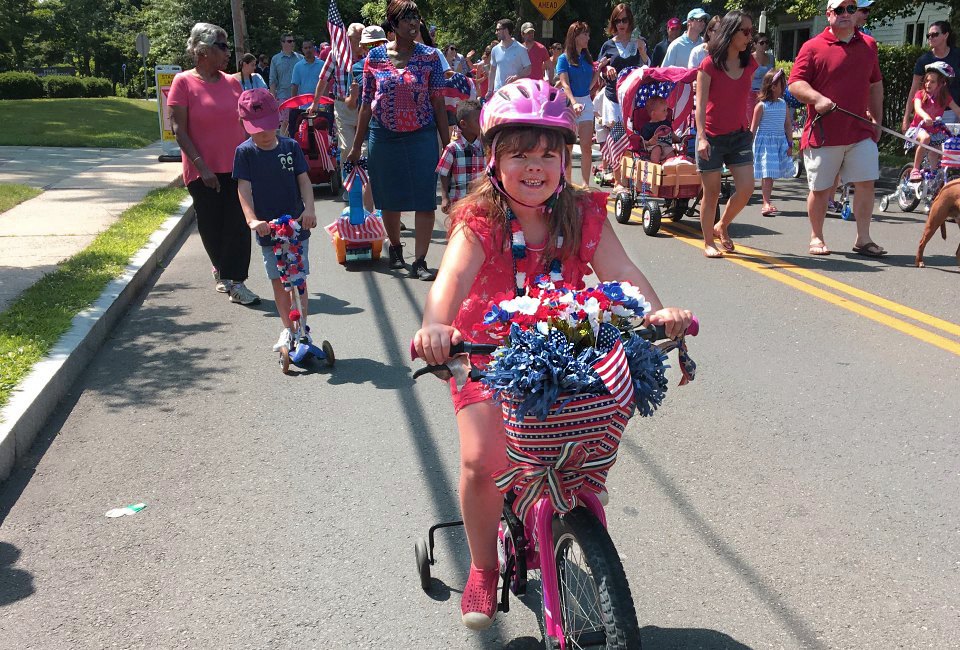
[368,118,439,212]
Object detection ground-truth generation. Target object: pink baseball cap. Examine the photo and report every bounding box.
[238,88,280,133]
[667,17,681,29]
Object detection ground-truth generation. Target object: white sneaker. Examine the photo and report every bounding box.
[229,282,260,305]
[215,279,232,293]
[273,328,292,351]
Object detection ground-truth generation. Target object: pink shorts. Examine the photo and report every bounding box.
[448,378,494,413]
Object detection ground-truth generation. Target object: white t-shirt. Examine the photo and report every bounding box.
[688,43,708,70]
[663,34,702,68]
[491,40,531,91]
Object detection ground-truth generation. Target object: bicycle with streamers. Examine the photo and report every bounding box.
[269,215,334,374]
[411,279,698,649]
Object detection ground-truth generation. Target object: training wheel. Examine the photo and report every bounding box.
[279,347,291,374]
[879,196,889,212]
[322,340,335,367]
[414,538,431,592]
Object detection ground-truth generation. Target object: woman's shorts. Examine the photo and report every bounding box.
[696,129,754,173]
[802,137,879,192]
[262,238,310,281]
[574,94,594,124]
[449,377,493,414]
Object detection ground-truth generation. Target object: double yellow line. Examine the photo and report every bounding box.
[611,208,960,356]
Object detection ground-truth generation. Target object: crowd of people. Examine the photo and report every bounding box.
[158,0,960,634]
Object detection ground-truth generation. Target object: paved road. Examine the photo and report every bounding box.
[1,177,958,649]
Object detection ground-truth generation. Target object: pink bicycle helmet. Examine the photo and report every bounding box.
[480,79,577,146]
[925,61,956,79]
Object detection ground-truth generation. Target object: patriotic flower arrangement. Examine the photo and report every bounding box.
[477,277,669,421]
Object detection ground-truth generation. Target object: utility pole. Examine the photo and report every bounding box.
[230,0,247,67]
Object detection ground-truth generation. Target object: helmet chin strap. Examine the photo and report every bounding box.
[485,132,567,212]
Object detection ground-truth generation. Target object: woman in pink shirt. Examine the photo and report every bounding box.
[168,23,257,305]
[695,10,758,258]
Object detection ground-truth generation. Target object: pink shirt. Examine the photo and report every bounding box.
[699,55,759,136]
[167,71,247,185]
[909,90,949,128]
[525,41,550,80]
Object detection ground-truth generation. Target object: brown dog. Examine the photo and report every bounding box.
[916,178,960,268]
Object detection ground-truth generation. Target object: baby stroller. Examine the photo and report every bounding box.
[612,66,702,235]
[279,94,342,195]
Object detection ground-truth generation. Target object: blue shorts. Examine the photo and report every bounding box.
[697,129,754,173]
[262,238,310,281]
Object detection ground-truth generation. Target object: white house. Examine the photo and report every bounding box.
[774,3,952,60]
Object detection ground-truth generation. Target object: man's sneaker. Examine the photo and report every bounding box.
[461,565,499,630]
[410,257,436,281]
[388,244,406,270]
[272,328,292,352]
[229,282,260,305]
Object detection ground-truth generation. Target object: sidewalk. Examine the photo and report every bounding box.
[0,143,183,313]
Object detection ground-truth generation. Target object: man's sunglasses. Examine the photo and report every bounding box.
[831,5,859,14]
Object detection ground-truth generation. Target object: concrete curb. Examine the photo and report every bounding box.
[0,196,196,483]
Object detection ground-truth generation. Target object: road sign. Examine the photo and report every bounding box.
[135,33,150,58]
[155,65,182,161]
[542,20,553,39]
[530,0,565,21]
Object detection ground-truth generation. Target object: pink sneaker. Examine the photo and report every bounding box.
[461,565,499,630]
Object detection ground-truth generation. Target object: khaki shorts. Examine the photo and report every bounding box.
[803,138,879,192]
[334,100,366,155]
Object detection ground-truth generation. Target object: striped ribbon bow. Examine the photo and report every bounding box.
[493,440,618,524]
[342,158,369,191]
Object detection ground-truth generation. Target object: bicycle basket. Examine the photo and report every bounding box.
[493,392,635,524]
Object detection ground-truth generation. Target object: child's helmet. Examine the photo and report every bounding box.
[925,61,956,78]
[480,79,576,146]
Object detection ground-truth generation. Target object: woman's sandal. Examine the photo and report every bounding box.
[704,245,724,259]
[761,206,778,217]
[809,241,831,256]
[714,229,735,252]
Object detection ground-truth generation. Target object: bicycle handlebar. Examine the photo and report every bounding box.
[409,315,699,362]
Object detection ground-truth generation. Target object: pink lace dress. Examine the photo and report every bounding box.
[449,191,609,412]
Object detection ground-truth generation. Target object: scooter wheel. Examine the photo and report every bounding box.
[279,347,291,374]
[322,340,335,367]
[879,196,889,212]
[414,538,432,592]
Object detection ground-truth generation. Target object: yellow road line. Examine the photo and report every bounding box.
[606,206,960,356]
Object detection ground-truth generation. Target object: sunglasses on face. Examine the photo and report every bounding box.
[928,31,942,38]
[283,39,294,43]
[614,17,630,25]
[212,42,230,51]
[831,5,858,14]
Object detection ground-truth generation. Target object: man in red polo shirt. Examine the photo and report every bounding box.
[520,22,550,81]
[789,0,885,257]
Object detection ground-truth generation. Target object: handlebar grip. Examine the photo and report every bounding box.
[409,339,498,361]
[641,315,699,341]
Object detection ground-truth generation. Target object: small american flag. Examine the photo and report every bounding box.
[600,128,629,171]
[327,0,352,75]
[592,324,634,410]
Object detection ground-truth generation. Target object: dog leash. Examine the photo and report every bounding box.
[808,104,947,156]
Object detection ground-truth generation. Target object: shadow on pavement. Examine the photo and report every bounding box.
[622,438,827,650]
[641,625,753,649]
[85,295,227,412]
[0,542,34,606]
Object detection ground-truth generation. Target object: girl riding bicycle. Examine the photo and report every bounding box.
[412,78,692,631]
[906,61,960,180]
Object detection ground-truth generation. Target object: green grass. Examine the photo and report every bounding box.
[0,183,41,212]
[0,98,160,148]
[0,186,188,412]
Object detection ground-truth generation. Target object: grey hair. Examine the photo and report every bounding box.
[347,23,365,38]
[186,22,228,59]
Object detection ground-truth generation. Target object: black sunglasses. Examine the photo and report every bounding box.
[212,42,230,51]
[614,17,630,24]
[928,31,942,38]
[831,5,858,14]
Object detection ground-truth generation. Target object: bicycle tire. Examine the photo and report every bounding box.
[551,507,642,650]
[897,164,920,212]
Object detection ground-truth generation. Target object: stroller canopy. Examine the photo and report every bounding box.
[617,66,698,138]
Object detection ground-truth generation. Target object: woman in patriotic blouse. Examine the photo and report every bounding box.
[347,0,450,281]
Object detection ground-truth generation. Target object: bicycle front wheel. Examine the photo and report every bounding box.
[552,507,642,649]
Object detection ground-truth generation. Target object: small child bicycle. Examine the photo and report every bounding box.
[412,300,698,649]
[269,215,334,373]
